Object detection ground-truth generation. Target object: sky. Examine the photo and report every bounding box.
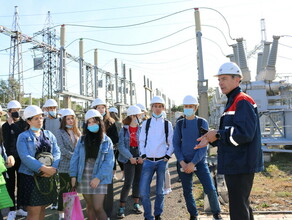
[0,0,291,108]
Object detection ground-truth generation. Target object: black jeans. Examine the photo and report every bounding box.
[225,173,255,220]
[104,180,113,217]
[4,157,21,211]
[58,173,72,211]
[114,149,124,171]
[120,161,142,203]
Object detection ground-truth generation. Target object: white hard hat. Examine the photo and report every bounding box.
[0,105,6,115]
[136,103,147,112]
[58,108,65,116]
[61,108,75,118]
[127,105,142,116]
[161,111,167,118]
[7,100,21,109]
[215,62,242,77]
[85,109,103,121]
[150,96,165,105]
[43,99,58,108]
[183,95,199,105]
[91,98,106,108]
[109,107,118,114]
[23,105,43,120]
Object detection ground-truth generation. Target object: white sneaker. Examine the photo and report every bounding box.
[7,211,16,220]
[51,205,58,210]
[113,175,119,180]
[163,188,172,195]
[59,212,65,220]
[16,209,28,217]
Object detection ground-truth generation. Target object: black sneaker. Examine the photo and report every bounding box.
[117,207,125,219]
[213,213,223,220]
[155,215,162,220]
[133,203,143,214]
[190,215,197,220]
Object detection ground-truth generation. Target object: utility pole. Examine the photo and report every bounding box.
[123,64,127,105]
[94,49,98,98]
[9,6,24,101]
[59,25,66,92]
[144,76,152,110]
[115,59,119,104]
[194,8,208,120]
[129,68,133,105]
[79,38,85,95]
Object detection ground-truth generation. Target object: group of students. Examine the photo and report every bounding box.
[0,61,263,220]
[0,94,221,220]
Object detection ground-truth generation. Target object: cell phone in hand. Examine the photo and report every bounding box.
[200,127,208,135]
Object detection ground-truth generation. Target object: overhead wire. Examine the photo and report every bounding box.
[64,8,193,29]
[0,0,192,17]
[200,7,235,41]
[83,38,195,56]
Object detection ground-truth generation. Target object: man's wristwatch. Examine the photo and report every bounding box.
[215,131,221,139]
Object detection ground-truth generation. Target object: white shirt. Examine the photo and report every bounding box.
[139,117,174,158]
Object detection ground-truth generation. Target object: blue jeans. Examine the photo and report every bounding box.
[140,159,167,220]
[179,162,221,216]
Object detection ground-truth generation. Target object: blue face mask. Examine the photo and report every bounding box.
[49,111,57,118]
[66,125,73,129]
[152,113,162,118]
[102,112,106,117]
[31,126,41,132]
[184,108,194,117]
[87,124,99,133]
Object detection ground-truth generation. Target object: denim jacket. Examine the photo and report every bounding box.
[16,129,61,176]
[118,125,141,163]
[69,134,114,184]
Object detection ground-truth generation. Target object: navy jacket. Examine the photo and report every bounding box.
[215,87,264,175]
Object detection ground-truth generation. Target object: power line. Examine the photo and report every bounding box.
[66,26,194,48]
[279,43,292,49]
[200,7,235,41]
[84,38,195,56]
[0,0,192,17]
[203,37,227,57]
[65,24,231,49]
[64,8,193,29]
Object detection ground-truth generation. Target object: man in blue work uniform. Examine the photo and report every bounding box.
[196,62,264,220]
[173,95,222,220]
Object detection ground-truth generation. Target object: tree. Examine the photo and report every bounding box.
[171,105,184,112]
[0,78,23,103]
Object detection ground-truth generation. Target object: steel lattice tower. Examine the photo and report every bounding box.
[42,11,57,100]
[9,6,23,100]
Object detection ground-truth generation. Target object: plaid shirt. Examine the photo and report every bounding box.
[55,129,77,173]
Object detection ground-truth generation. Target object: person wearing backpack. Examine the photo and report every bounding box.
[2,100,28,219]
[109,107,124,181]
[42,99,61,210]
[139,96,174,220]
[116,105,143,218]
[16,105,60,220]
[173,95,222,220]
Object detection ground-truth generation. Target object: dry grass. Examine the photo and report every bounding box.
[192,153,292,212]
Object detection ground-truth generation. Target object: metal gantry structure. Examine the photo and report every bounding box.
[1,7,175,112]
[34,11,58,100]
[8,6,24,100]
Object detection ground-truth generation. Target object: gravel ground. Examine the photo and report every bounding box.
[2,156,292,220]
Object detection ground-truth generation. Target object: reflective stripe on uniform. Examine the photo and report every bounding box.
[229,126,239,146]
